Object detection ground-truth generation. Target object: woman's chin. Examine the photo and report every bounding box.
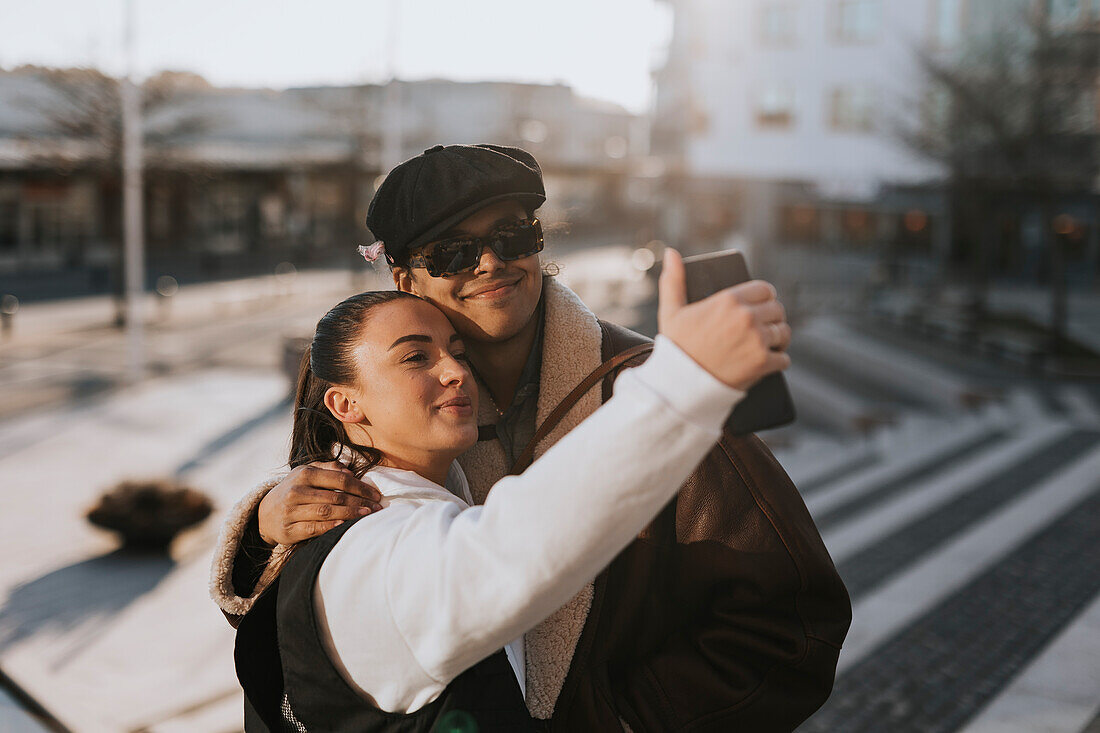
[455,424,480,452]
[428,423,479,455]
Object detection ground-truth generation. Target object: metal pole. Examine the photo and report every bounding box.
[121,0,145,382]
[381,0,403,170]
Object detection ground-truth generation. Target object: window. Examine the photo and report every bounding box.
[760,2,796,45]
[780,204,821,242]
[841,208,877,244]
[18,181,94,253]
[756,85,796,128]
[1050,0,1083,26]
[194,183,248,253]
[149,186,172,242]
[932,0,964,46]
[260,194,286,237]
[0,200,17,252]
[829,85,877,132]
[897,210,933,253]
[835,0,881,43]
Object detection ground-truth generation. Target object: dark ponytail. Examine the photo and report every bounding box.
[289,290,421,478]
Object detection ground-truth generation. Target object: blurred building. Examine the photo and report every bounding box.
[0,69,360,298]
[0,69,642,301]
[289,80,643,233]
[653,0,1100,287]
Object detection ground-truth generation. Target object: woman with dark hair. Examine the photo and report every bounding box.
[231,249,787,732]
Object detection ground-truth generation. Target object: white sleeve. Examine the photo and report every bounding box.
[319,336,745,709]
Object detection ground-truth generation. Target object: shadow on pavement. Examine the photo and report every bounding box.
[0,548,176,652]
[173,394,292,477]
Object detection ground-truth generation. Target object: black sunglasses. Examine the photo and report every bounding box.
[406,218,544,277]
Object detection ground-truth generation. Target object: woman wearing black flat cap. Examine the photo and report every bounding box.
[214,144,851,732]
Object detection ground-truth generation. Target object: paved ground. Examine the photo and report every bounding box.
[0,268,380,422]
[0,267,388,733]
[1,249,1098,732]
[0,677,57,732]
[805,488,1100,733]
[776,320,1100,733]
[573,254,1100,733]
[0,369,290,732]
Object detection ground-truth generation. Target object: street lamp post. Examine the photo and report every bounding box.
[121,0,145,382]
[381,0,403,171]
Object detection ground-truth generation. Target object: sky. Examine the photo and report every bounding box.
[0,0,673,113]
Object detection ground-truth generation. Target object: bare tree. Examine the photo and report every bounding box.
[18,66,210,324]
[24,67,210,164]
[899,1,1100,350]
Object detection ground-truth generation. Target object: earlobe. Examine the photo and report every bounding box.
[346,404,368,424]
[324,387,368,425]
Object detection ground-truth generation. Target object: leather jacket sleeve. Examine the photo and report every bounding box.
[594,434,852,732]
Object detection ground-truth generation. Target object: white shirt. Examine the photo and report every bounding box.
[313,336,746,713]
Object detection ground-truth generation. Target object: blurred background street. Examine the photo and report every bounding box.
[1,0,1099,731]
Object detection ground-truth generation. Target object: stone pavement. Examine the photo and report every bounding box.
[0,268,379,422]
[0,367,294,732]
[0,244,645,732]
[776,319,1100,733]
[0,681,55,732]
[802,479,1100,732]
[1,245,1099,732]
[0,269,370,345]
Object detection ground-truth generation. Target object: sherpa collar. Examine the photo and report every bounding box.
[457,276,604,719]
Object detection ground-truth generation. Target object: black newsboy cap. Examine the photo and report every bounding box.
[366,143,546,264]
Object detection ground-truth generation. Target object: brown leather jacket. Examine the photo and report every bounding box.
[545,322,851,732]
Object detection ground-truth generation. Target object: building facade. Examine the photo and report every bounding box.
[0,70,644,301]
[653,0,1100,287]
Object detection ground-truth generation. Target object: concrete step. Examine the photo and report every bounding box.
[797,316,989,411]
[785,363,894,436]
[815,423,1043,540]
[957,592,1100,733]
[1056,385,1100,428]
[833,431,1100,675]
[802,477,1100,733]
[833,429,1098,601]
[0,681,59,733]
[805,409,1014,519]
[775,434,880,497]
[821,422,1072,564]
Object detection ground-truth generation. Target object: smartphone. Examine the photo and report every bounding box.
[681,250,796,435]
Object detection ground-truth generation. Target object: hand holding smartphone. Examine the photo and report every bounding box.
[680,250,796,435]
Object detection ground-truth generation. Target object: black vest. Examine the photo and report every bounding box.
[234,518,542,732]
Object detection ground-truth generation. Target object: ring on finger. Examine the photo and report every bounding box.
[767,322,780,347]
[773,322,789,349]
